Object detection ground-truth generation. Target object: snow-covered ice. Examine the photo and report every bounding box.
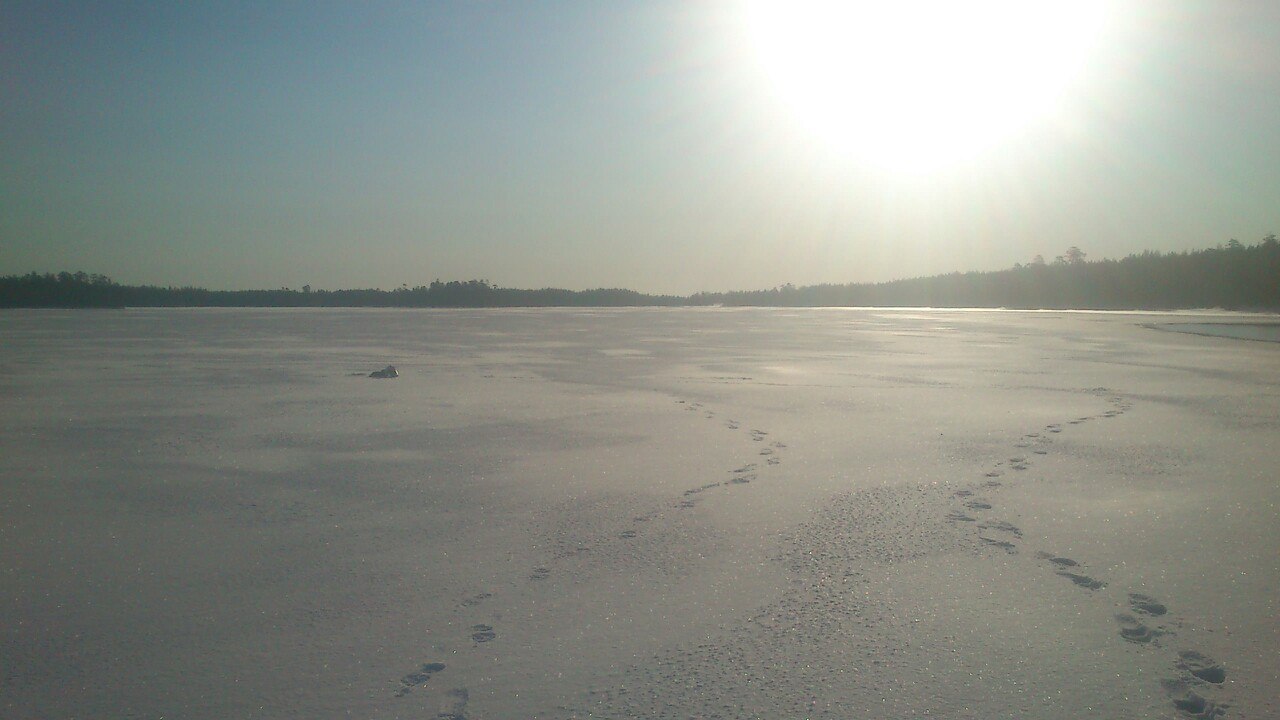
[1,307,1277,719]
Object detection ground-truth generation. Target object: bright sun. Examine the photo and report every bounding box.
[741,1,1114,173]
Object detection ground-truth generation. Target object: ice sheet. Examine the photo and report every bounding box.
[2,308,1277,719]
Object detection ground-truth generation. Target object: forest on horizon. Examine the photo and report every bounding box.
[3,236,1278,311]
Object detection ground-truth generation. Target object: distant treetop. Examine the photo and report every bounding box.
[3,236,1278,310]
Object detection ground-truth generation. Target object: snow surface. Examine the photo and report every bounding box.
[1,307,1277,719]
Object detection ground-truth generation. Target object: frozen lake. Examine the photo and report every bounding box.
[2,308,1278,719]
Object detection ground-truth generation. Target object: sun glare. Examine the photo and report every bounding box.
[741,1,1114,174]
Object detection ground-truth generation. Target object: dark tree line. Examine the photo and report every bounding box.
[3,236,1278,310]
[688,235,1279,310]
[0,274,686,309]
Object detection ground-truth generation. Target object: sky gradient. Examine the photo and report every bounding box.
[3,1,1279,294]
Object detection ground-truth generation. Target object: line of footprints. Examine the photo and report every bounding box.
[945,391,1230,718]
[393,395,788,711]
[395,390,1232,717]
[673,400,786,508]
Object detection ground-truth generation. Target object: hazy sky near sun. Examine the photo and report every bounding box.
[3,1,1279,293]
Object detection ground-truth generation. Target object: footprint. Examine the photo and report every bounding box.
[619,530,637,539]
[1162,679,1227,718]
[953,489,974,498]
[1115,613,1162,643]
[1172,693,1226,719]
[725,420,740,430]
[946,511,977,522]
[728,475,754,484]
[1033,449,1048,455]
[981,480,1002,488]
[984,471,1003,478]
[529,567,550,580]
[470,624,496,643]
[1035,552,1078,567]
[460,593,492,608]
[978,519,1022,538]
[678,499,699,508]
[402,662,446,685]
[1056,571,1105,590]
[732,464,758,474]
[759,447,775,456]
[437,687,471,720]
[1129,593,1168,616]
[964,499,993,510]
[1177,651,1226,684]
[980,536,1017,553]
[396,662,447,696]
[770,441,787,449]
[766,457,781,465]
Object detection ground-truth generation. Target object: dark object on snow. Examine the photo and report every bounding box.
[369,365,398,379]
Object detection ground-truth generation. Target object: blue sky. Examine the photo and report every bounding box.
[3,1,1278,293]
